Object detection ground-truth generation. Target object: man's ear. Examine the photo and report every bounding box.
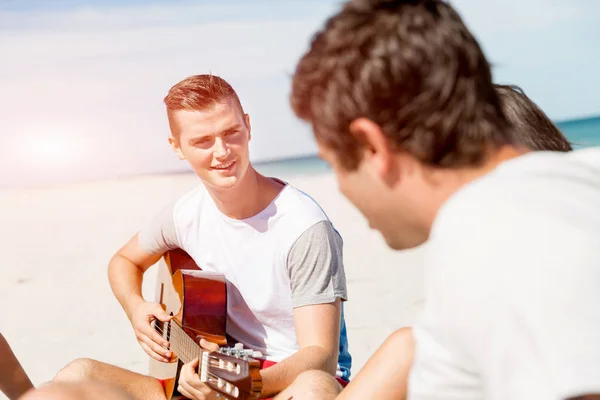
[168,136,186,160]
[348,118,394,178]
[244,113,251,142]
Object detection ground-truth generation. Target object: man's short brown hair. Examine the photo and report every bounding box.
[495,84,572,152]
[290,0,513,170]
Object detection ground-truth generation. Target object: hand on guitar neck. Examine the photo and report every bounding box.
[175,338,219,399]
[127,298,174,363]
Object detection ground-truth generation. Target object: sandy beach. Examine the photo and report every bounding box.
[0,170,426,398]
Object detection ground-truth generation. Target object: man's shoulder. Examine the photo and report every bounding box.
[568,146,600,167]
[429,149,600,280]
[268,184,339,246]
[169,184,208,217]
[432,176,513,237]
[276,184,330,222]
[435,149,600,235]
[147,185,208,237]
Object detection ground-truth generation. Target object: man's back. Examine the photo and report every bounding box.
[410,147,600,400]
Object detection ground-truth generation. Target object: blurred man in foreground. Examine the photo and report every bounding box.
[285,0,600,398]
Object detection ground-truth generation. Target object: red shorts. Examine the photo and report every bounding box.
[158,359,348,399]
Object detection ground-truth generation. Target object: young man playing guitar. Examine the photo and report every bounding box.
[285,0,600,399]
[53,74,351,400]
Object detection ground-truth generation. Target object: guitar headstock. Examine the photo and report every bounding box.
[200,343,263,400]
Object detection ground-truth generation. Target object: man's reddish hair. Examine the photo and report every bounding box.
[164,74,244,114]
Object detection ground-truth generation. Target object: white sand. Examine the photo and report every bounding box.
[0,171,425,398]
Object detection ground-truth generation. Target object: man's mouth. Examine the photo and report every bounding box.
[212,160,236,170]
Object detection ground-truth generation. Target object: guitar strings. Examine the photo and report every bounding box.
[151,322,230,366]
[155,325,246,372]
[151,322,201,361]
[152,322,211,352]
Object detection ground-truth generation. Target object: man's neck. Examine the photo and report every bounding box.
[455,145,529,185]
[206,165,283,220]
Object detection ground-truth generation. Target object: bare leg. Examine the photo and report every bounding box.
[274,370,342,400]
[0,333,34,400]
[53,358,166,400]
[337,327,414,400]
[272,327,414,400]
[21,381,134,400]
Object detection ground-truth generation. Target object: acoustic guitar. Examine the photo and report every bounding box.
[149,248,263,399]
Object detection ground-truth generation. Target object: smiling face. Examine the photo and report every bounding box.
[168,99,252,190]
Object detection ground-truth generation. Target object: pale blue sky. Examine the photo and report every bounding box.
[0,0,598,188]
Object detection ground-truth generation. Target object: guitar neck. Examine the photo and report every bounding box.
[168,321,206,365]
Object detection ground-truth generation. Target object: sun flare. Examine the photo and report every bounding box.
[17,133,84,170]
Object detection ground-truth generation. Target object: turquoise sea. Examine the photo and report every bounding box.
[556,115,600,149]
[255,114,600,177]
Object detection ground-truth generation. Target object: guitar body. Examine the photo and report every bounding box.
[150,248,228,399]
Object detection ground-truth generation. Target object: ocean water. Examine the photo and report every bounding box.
[254,154,331,178]
[255,114,600,177]
[556,115,600,149]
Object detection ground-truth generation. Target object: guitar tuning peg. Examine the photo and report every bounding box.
[234,343,244,350]
[251,351,263,358]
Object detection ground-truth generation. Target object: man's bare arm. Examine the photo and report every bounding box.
[107,233,162,319]
[259,300,342,398]
[107,233,174,362]
[0,333,34,400]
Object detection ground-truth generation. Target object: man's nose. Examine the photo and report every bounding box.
[214,137,230,158]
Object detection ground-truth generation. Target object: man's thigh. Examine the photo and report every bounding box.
[273,370,343,400]
[55,358,166,400]
[22,381,135,400]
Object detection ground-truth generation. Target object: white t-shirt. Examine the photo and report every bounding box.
[409,147,600,400]
[139,180,352,380]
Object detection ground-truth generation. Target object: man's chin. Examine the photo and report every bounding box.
[202,163,249,188]
[383,232,426,251]
[206,176,239,189]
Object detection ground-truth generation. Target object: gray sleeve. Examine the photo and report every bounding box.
[287,220,348,308]
[138,201,181,254]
